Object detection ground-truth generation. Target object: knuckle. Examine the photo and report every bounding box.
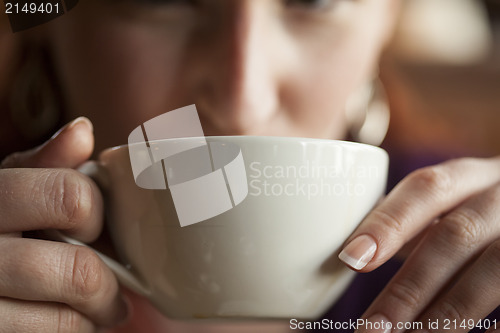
[440,208,486,249]
[438,299,467,324]
[386,278,423,311]
[371,208,406,235]
[68,247,104,305]
[56,306,85,333]
[408,166,452,199]
[44,170,93,229]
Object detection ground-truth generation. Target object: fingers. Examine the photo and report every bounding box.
[0,117,123,331]
[0,238,129,328]
[339,157,500,271]
[355,183,500,332]
[412,239,500,333]
[1,117,94,169]
[0,168,103,242]
[0,117,100,242]
[0,298,95,333]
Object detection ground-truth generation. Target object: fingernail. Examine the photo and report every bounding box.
[51,117,93,140]
[339,234,377,270]
[69,116,93,131]
[356,314,392,333]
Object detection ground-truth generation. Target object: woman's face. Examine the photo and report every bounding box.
[47,0,395,152]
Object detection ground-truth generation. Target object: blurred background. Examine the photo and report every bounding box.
[381,0,500,159]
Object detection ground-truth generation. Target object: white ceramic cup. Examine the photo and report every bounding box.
[62,136,388,320]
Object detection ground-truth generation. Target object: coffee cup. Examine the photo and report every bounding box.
[58,136,388,320]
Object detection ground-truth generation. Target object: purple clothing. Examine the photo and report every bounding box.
[315,259,499,332]
[311,147,500,332]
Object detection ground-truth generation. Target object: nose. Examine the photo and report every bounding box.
[187,1,280,135]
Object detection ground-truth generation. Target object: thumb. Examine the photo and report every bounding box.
[1,117,94,169]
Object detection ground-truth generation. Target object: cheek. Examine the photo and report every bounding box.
[49,8,190,149]
[283,42,370,139]
[283,3,390,139]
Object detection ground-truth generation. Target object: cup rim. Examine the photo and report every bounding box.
[101,136,388,158]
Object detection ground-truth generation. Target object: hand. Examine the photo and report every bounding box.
[338,157,500,333]
[0,118,129,332]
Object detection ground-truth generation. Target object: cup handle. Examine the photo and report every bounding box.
[46,161,151,298]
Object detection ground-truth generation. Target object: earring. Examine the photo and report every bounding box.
[9,42,62,141]
[345,77,390,146]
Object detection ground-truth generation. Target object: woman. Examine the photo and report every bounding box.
[1,0,499,332]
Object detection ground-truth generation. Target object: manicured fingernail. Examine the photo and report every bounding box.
[51,117,93,140]
[356,314,392,333]
[339,234,377,270]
